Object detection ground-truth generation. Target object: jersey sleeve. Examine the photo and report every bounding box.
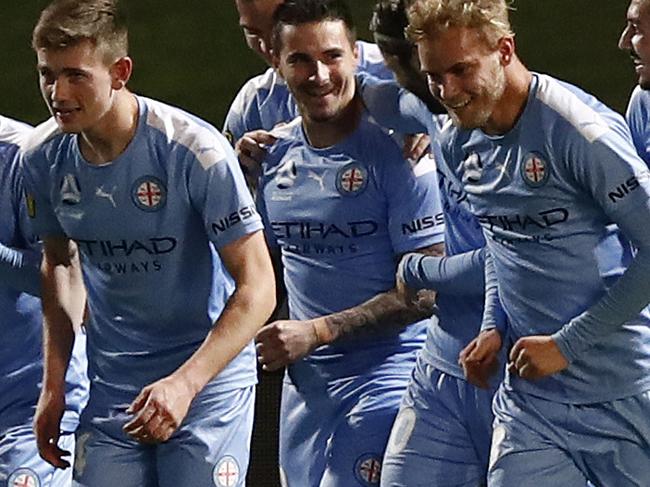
[358,73,431,135]
[20,147,67,239]
[223,83,263,146]
[551,120,650,361]
[382,153,445,254]
[188,132,263,249]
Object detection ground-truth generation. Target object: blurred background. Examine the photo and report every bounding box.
[1,1,636,485]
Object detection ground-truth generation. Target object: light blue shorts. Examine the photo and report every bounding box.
[489,385,650,486]
[72,385,255,487]
[279,359,413,487]
[381,359,496,487]
[0,424,75,487]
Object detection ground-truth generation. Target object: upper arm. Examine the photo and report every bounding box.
[218,230,274,290]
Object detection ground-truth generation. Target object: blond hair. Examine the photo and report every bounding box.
[406,0,514,48]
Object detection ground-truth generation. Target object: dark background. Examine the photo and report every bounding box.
[1,1,637,486]
[0,1,637,126]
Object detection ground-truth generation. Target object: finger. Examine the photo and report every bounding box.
[255,324,276,342]
[507,360,518,376]
[124,398,157,432]
[509,339,523,363]
[126,389,149,414]
[41,441,71,469]
[458,340,477,363]
[262,359,286,372]
[251,131,278,146]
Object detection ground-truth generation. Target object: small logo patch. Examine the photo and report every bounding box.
[25,193,36,218]
[60,173,81,205]
[8,468,40,487]
[521,153,550,188]
[213,455,240,487]
[336,163,368,196]
[462,152,483,184]
[354,453,382,485]
[132,176,166,211]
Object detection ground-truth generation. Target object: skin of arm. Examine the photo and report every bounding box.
[34,236,86,468]
[256,242,444,371]
[123,230,275,443]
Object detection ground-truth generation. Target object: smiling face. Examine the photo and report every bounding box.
[275,19,358,125]
[37,39,124,134]
[417,26,507,131]
[620,0,650,89]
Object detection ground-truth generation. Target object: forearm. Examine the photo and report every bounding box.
[173,278,275,397]
[40,252,85,393]
[0,242,41,295]
[398,248,485,295]
[315,287,436,345]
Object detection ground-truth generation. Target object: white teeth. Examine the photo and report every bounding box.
[448,100,470,109]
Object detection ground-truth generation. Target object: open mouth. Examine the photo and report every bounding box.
[446,99,471,110]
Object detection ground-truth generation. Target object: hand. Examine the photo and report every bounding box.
[123,375,195,444]
[403,133,430,161]
[235,130,277,187]
[459,328,502,389]
[34,388,70,468]
[508,335,569,380]
[256,319,320,371]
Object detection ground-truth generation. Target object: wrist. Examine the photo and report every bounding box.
[311,318,335,346]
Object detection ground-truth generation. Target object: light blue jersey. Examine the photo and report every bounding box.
[441,74,650,404]
[625,85,650,166]
[0,115,88,486]
[22,97,262,486]
[224,41,392,143]
[257,113,444,486]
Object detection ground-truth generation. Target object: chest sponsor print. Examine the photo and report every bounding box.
[132,176,166,212]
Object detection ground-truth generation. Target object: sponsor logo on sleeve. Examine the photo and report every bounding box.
[212,206,258,235]
[354,454,382,485]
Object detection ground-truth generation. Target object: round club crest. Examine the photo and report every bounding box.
[354,454,382,486]
[213,455,240,487]
[132,176,166,211]
[521,153,550,188]
[8,468,40,487]
[336,162,368,196]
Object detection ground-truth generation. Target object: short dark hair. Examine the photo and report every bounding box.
[32,0,128,62]
[369,0,413,58]
[271,0,356,53]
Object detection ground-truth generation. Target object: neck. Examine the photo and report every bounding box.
[303,94,363,148]
[79,90,139,164]
[483,56,532,136]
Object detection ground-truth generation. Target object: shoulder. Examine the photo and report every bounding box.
[355,41,393,80]
[228,68,287,115]
[22,118,64,161]
[264,117,303,166]
[626,85,650,123]
[142,96,233,170]
[533,74,623,144]
[0,116,32,148]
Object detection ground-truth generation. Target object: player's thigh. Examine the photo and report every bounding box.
[381,366,491,487]
[576,391,650,486]
[72,424,157,487]
[278,378,332,487]
[488,388,586,487]
[1,425,75,487]
[157,385,255,487]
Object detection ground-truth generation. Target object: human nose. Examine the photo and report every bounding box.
[310,60,330,84]
[436,76,460,103]
[619,25,632,51]
[51,76,70,103]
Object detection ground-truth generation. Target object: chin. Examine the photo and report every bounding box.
[639,77,650,91]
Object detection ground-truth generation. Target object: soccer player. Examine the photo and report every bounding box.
[22,1,276,486]
[620,0,650,165]
[226,0,392,147]
[363,2,501,486]
[0,115,88,487]
[252,1,446,485]
[403,0,650,485]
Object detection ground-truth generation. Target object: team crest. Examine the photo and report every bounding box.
[354,454,382,485]
[8,468,40,487]
[336,162,368,196]
[520,152,550,188]
[132,176,166,212]
[60,173,81,205]
[213,456,240,487]
[461,152,483,184]
[275,159,297,189]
